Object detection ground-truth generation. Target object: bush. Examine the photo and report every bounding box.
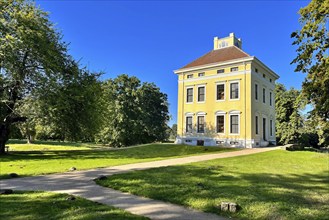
[298,132,320,149]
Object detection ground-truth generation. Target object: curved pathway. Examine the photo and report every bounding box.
[0,147,280,220]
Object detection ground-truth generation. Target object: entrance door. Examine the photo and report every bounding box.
[263,118,266,141]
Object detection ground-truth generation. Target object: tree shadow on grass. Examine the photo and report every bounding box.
[100,166,329,220]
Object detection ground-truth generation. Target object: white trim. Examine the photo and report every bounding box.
[215,114,225,134]
[185,115,193,134]
[185,86,194,104]
[215,82,226,102]
[196,111,207,116]
[174,56,254,74]
[185,112,194,116]
[215,110,227,115]
[229,113,240,135]
[229,81,240,101]
[178,70,248,83]
[196,115,205,134]
[197,85,206,103]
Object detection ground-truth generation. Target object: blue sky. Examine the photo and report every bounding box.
[36,0,309,126]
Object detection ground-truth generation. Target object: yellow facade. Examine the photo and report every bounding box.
[174,33,279,148]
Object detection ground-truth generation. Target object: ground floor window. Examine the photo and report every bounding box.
[255,116,259,135]
[216,115,224,133]
[230,115,239,134]
[270,119,273,136]
[186,116,192,133]
[197,116,205,133]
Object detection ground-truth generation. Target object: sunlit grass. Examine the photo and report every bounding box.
[97,150,329,220]
[0,191,148,220]
[0,142,238,179]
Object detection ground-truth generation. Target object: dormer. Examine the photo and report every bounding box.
[213,33,242,50]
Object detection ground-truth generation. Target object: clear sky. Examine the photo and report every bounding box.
[36,0,309,126]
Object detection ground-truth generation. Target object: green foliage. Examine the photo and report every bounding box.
[98,150,329,220]
[98,74,170,147]
[291,0,329,146]
[0,0,71,152]
[275,83,304,144]
[0,191,148,220]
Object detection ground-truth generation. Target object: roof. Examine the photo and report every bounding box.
[179,46,250,70]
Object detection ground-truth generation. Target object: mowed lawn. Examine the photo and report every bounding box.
[0,141,238,179]
[0,191,148,220]
[97,150,329,220]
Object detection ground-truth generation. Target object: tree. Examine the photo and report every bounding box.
[98,74,169,147]
[0,0,71,153]
[291,0,329,146]
[275,83,304,145]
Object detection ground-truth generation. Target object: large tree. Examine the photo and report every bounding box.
[0,0,71,153]
[98,74,169,147]
[275,83,304,145]
[291,0,329,146]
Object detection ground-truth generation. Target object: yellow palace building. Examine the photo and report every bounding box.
[174,33,279,148]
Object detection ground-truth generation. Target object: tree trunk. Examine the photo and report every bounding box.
[0,124,10,154]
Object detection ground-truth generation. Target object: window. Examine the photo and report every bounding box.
[187,74,193,79]
[197,116,205,133]
[230,82,239,99]
[198,72,205,77]
[217,69,224,74]
[255,116,259,135]
[186,116,193,133]
[255,84,258,100]
[186,88,193,103]
[221,41,228,48]
[263,88,266,103]
[263,74,266,78]
[197,86,205,102]
[230,115,239,134]
[270,78,272,83]
[216,84,225,100]
[230,67,238,72]
[255,68,258,73]
[270,92,272,106]
[270,119,273,136]
[216,115,224,133]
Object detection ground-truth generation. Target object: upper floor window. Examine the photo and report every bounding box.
[270,92,272,106]
[263,74,266,78]
[217,69,225,74]
[230,115,239,134]
[216,84,225,100]
[198,72,205,77]
[230,67,238,72]
[186,88,193,103]
[187,74,193,79]
[197,116,205,133]
[221,41,228,48]
[255,68,258,73]
[230,82,239,99]
[270,78,272,83]
[216,115,224,133]
[197,86,205,102]
[263,88,266,103]
[186,116,193,133]
[255,84,258,100]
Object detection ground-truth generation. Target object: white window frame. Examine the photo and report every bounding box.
[229,111,240,135]
[186,86,194,104]
[184,112,194,134]
[215,112,226,134]
[229,81,240,101]
[216,82,225,102]
[197,85,206,103]
[196,112,206,134]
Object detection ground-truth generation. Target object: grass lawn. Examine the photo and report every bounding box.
[0,141,238,179]
[0,191,148,220]
[97,150,329,220]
